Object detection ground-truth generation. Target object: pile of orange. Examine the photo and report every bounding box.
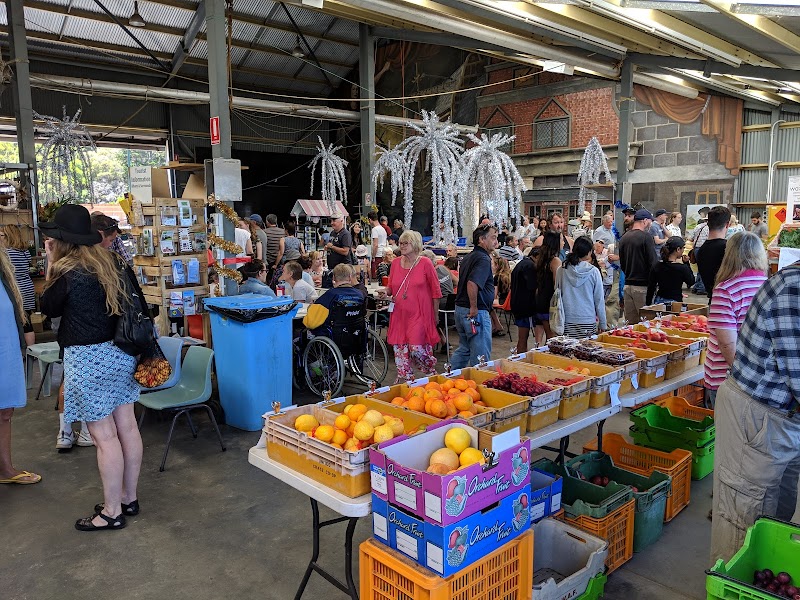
[390,378,486,419]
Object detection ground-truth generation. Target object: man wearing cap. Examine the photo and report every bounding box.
[325,212,353,271]
[618,209,658,324]
[249,214,269,263]
[650,209,670,256]
[90,212,132,266]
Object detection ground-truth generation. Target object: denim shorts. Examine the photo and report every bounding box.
[535,313,549,322]
[514,315,538,329]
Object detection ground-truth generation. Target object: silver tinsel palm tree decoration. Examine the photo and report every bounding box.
[35,107,96,204]
[372,144,407,209]
[309,136,348,212]
[461,132,526,230]
[578,136,615,217]
[395,110,464,237]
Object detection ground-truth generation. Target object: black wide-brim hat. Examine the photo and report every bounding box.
[39,204,102,246]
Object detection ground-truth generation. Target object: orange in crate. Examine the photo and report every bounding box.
[360,530,533,600]
[557,499,635,574]
[583,433,693,522]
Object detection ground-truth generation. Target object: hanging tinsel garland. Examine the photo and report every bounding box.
[395,110,464,238]
[35,107,96,204]
[371,144,407,209]
[309,136,348,213]
[577,136,615,217]
[206,194,244,284]
[461,132,526,229]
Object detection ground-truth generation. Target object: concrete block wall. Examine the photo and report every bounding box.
[631,99,718,171]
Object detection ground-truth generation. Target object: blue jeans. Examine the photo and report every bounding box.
[451,306,491,369]
[618,270,625,302]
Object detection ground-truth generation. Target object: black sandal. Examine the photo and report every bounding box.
[94,500,139,516]
[75,512,126,531]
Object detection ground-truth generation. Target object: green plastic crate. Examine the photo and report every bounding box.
[565,452,671,552]
[706,516,800,600]
[630,403,715,448]
[630,426,715,480]
[577,573,607,600]
[533,459,633,520]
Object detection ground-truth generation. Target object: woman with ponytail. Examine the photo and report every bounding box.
[646,236,695,306]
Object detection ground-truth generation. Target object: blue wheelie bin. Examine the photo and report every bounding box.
[204,294,299,430]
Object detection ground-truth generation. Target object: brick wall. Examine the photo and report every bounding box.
[479,85,619,154]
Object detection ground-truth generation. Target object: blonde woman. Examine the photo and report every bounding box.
[0,248,40,484]
[40,205,143,531]
[725,215,745,239]
[703,232,767,406]
[0,224,35,346]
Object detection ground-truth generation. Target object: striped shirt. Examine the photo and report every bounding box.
[704,270,766,390]
[731,264,800,409]
[5,247,35,310]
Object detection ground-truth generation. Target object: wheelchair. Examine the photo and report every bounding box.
[295,296,389,398]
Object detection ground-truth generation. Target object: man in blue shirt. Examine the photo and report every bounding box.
[306,264,364,337]
[451,225,497,369]
[710,263,800,563]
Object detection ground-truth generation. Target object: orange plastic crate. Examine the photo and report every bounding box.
[360,530,533,600]
[653,379,705,407]
[655,396,714,421]
[583,433,693,522]
[558,499,635,574]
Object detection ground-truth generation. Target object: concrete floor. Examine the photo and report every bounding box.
[3,296,793,600]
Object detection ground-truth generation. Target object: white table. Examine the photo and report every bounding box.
[248,447,369,600]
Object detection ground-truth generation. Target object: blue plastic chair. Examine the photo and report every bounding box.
[140,336,183,393]
[137,346,225,471]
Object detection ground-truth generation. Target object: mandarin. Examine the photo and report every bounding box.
[465,387,481,402]
[424,389,442,401]
[424,382,441,391]
[391,397,405,406]
[445,401,457,418]
[453,393,474,412]
[407,396,425,412]
[429,399,448,418]
[458,410,474,418]
[466,380,477,389]
[441,380,455,392]
[407,387,425,400]
[348,404,368,422]
[454,379,469,391]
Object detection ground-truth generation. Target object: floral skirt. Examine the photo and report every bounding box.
[63,341,139,424]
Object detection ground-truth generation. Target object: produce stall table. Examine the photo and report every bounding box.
[248,446,369,600]
[529,365,703,462]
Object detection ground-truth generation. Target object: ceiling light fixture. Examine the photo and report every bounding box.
[128,1,146,27]
[291,36,305,58]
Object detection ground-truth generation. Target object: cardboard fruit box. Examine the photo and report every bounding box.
[370,420,531,526]
[371,484,533,577]
[638,302,708,320]
[265,396,436,498]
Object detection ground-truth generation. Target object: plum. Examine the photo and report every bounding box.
[785,586,798,597]
[590,475,603,486]
[765,570,775,581]
[778,573,792,585]
[602,476,610,486]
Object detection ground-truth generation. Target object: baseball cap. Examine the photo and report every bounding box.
[654,209,668,218]
[330,211,344,221]
[634,209,654,221]
[665,236,685,253]
[90,212,121,234]
[355,244,368,257]
[622,207,636,215]
[248,214,264,224]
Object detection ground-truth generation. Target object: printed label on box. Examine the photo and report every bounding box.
[631,373,639,390]
[656,367,665,378]
[426,542,444,573]
[373,513,388,541]
[394,481,417,511]
[395,530,418,559]
[610,382,621,407]
[371,467,387,496]
[425,491,442,523]
[551,492,561,512]
[531,501,545,522]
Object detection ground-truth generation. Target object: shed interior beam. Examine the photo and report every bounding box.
[699,0,800,56]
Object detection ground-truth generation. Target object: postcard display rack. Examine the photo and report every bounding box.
[131,197,208,335]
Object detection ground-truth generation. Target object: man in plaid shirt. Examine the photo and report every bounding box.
[710,263,800,563]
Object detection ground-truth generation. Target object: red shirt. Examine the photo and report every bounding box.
[386,257,442,346]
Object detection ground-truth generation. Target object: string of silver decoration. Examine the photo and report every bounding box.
[309,136,348,212]
[34,107,96,204]
[395,110,464,239]
[577,136,615,217]
[461,132,526,229]
[371,144,407,211]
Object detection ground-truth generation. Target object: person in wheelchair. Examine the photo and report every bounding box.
[302,264,366,339]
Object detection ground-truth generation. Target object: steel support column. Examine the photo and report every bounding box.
[616,59,634,227]
[359,23,376,216]
[7,0,40,247]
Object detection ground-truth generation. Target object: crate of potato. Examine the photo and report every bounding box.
[265,396,437,497]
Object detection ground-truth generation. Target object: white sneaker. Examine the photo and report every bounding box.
[56,430,75,450]
[76,430,94,447]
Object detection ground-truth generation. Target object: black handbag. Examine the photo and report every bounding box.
[114,267,156,356]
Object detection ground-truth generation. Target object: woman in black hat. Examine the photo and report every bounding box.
[40,204,143,531]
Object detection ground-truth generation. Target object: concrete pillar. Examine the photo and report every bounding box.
[359,23,376,216]
[7,0,40,246]
[616,58,634,231]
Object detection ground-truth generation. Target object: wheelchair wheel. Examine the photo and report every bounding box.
[348,328,389,387]
[303,336,345,398]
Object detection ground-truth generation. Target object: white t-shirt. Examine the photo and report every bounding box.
[234,227,250,258]
[291,279,318,303]
[371,225,387,257]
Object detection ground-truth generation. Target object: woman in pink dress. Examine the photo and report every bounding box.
[383,230,442,381]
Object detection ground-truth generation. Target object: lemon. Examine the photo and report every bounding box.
[294,414,319,432]
[332,429,348,446]
[459,447,486,467]
[373,424,394,444]
[334,414,351,431]
[314,425,335,443]
[444,427,472,455]
[353,421,375,441]
[361,410,385,427]
[386,418,405,437]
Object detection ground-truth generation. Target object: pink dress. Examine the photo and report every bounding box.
[386,257,442,346]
